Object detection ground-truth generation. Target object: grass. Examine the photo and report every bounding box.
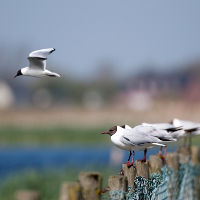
[0,167,116,200]
[0,126,109,145]
[0,125,200,146]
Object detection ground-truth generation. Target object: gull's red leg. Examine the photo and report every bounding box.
[128,151,132,161]
[127,151,134,167]
[163,146,167,159]
[158,146,167,162]
[138,148,147,162]
[158,146,163,156]
[126,151,132,166]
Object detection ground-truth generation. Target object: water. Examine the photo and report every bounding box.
[0,145,176,179]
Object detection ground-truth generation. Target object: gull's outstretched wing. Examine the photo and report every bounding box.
[29,48,55,59]
[28,48,55,70]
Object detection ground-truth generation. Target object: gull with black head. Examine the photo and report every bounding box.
[101,125,173,167]
[14,48,61,78]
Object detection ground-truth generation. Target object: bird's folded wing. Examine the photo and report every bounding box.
[172,118,200,130]
[120,130,163,147]
[142,126,177,141]
[28,57,46,70]
[28,48,55,59]
[121,126,176,148]
[134,125,175,141]
[142,122,181,131]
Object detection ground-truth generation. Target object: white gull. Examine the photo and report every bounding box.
[102,125,176,166]
[14,48,61,78]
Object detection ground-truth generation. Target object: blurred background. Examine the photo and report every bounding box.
[1,0,200,199]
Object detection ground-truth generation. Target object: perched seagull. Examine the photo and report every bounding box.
[172,118,200,135]
[142,122,184,139]
[172,118,200,146]
[14,48,61,78]
[141,122,185,158]
[101,125,174,167]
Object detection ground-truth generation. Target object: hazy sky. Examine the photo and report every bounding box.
[1,0,200,79]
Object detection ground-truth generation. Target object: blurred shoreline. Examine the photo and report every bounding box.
[1,100,200,128]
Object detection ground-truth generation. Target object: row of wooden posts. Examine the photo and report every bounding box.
[15,146,200,200]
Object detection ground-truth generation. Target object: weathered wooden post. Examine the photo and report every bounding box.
[108,175,127,200]
[177,146,193,199]
[135,160,149,179]
[177,146,190,163]
[149,154,163,175]
[191,146,200,200]
[191,146,200,165]
[166,152,179,200]
[121,164,136,190]
[78,172,102,200]
[15,190,40,200]
[59,182,81,200]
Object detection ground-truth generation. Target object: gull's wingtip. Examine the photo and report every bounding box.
[50,48,56,53]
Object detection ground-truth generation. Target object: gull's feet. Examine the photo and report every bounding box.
[101,187,110,193]
[158,153,166,163]
[126,161,134,167]
[138,158,146,162]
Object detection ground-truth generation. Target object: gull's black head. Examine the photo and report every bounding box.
[14,69,22,78]
[101,126,117,136]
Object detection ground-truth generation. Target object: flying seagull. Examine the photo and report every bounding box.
[14,48,61,78]
[101,125,172,167]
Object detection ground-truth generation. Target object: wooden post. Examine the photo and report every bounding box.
[177,146,190,163]
[166,152,179,171]
[121,164,136,189]
[15,190,40,200]
[135,160,149,179]
[108,175,127,200]
[59,182,81,200]
[191,146,200,200]
[191,146,200,165]
[166,152,179,200]
[78,172,102,200]
[149,154,163,175]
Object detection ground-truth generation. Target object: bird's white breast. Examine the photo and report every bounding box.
[22,67,45,78]
[111,134,131,151]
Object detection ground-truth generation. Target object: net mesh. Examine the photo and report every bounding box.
[108,162,200,200]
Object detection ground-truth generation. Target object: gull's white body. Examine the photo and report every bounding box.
[19,48,60,78]
[21,67,59,78]
[111,126,167,151]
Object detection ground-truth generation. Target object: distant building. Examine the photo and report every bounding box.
[0,80,15,110]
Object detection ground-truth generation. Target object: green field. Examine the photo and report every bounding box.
[0,125,200,145]
[0,167,115,200]
[0,126,110,145]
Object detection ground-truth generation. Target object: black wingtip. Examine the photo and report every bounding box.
[50,48,56,53]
